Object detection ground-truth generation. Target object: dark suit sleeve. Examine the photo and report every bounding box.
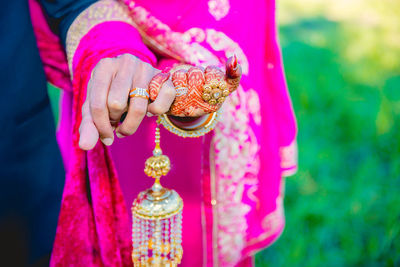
[38,0,97,45]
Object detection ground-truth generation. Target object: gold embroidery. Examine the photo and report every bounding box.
[282,167,298,177]
[280,140,298,177]
[66,0,134,75]
[124,5,220,67]
[125,2,250,73]
[205,29,249,75]
[247,89,261,125]
[246,199,284,247]
[246,180,286,250]
[212,86,262,266]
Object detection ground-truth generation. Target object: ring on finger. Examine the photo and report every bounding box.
[129,87,150,100]
[175,86,188,97]
[202,79,229,105]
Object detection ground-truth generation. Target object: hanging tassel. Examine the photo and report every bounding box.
[132,119,183,267]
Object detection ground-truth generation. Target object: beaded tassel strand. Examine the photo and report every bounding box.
[131,120,183,266]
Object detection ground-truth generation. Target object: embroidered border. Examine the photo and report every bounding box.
[280,140,298,177]
[66,0,134,74]
[241,178,286,258]
[122,2,221,67]
[212,86,261,266]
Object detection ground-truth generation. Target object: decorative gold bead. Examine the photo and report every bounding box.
[202,93,211,101]
[212,89,222,99]
[209,99,217,105]
[144,154,170,178]
[217,96,225,103]
[210,80,219,88]
[204,85,212,93]
[219,82,228,90]
[222,89,230,97]
[162,243,170,254]
[202,79,229,106]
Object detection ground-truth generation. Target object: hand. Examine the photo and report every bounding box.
[149,56,241,117]
[78,54,176,150]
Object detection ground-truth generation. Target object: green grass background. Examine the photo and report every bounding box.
[255,1,400,266]
[48,1,400,266]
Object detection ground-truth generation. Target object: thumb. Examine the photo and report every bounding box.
[225,55,242,92]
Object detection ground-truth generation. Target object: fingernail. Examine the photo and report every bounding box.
[146,112,154,117]
[232,55,238,69]
[116,132,126,138]
[101,137,113,146]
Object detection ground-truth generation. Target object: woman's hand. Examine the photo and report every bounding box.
[78,54,176,150]
[149,56,241,117]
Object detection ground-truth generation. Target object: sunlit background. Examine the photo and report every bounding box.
[255,0,400,266]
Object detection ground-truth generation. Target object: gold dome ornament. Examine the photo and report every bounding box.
[132,122,183,267]
[202,79,229,106]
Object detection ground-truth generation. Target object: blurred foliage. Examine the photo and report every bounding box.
[256,0,400,266]
[48,83,61,126]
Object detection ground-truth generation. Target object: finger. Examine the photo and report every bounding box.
[171,69,188,87]
[116,61,155,137]
[148,78,176,115]
[204,65,225,82]
[225,55,242,92]
[166,69,189,116]
[171,69,188,99]
[79,101,99,150]
[187,67,211,117]
[107,55,136,125]
[186,66,205,97]
[116,96,147,137]
[89,58,115,145]
[149,72,170,101]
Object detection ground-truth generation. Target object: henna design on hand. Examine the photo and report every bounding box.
[149,72,170,101]
[148,56,242,117]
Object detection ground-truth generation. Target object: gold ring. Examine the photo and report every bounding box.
[202,79,229,105]
[129,87,150,100]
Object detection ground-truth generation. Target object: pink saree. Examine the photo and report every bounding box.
[30,0,297,266]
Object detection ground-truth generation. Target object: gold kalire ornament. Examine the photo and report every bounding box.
[202,79,229,105]
[131,122,183,267]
